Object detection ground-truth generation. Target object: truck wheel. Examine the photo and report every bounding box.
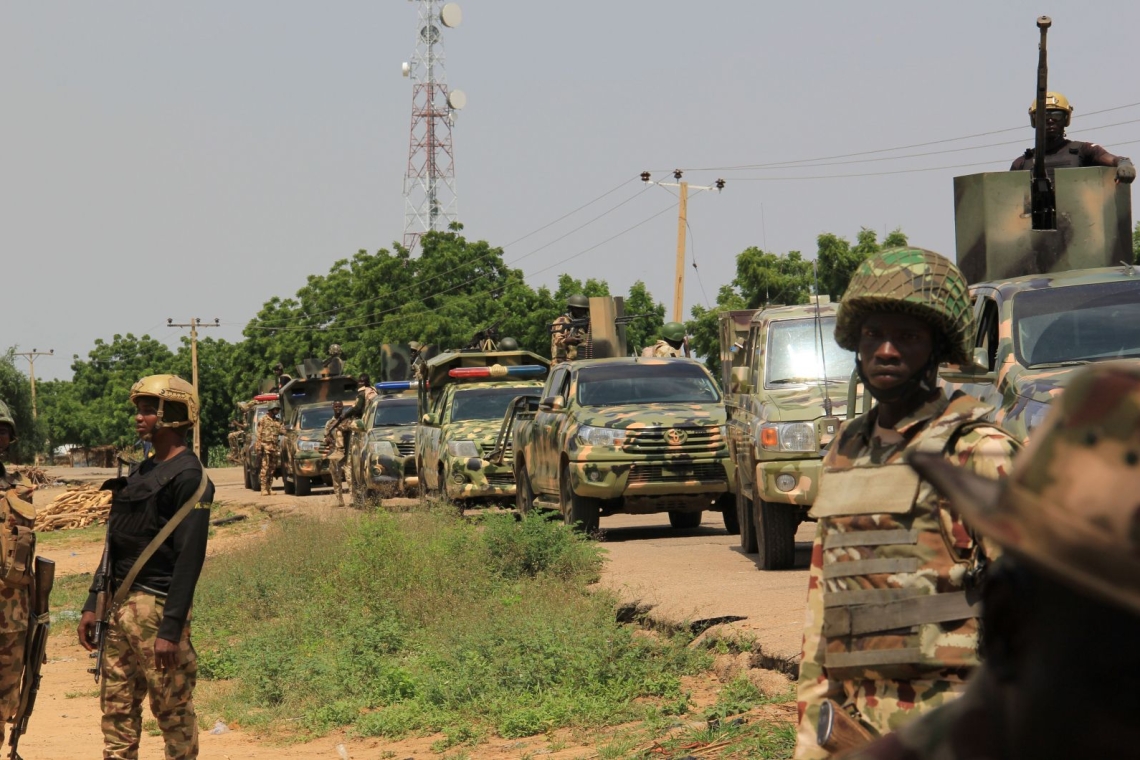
[755,497,797,570]
[515,460,535,516]
[295,473,312,497]
[243,466,254,491]
[718,492,740,536]
[560,465,599,534]
[282,467,296,495]
[736,485,757,552]
[668,510,703,530]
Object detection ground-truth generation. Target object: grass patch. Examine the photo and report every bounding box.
[36,522,106,546]
[50,572,94,634]
[194,508,709,742]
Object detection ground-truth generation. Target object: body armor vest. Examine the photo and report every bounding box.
[0,469,35,590]
[809,398,995,682]
[1021,140,1087,170]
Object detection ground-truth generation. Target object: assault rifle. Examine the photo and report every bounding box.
[816,699,876,755]
[87,533,113,683]
[8,558,55,760]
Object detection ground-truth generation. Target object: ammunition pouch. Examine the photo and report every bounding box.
[1,489,36,588]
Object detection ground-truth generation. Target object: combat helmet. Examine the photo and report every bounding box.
[661,322,686,343]
[498,337,520,351]
[0,399,15,440]
[566,294,590,311]
[129,374,199,434]
[267,401,282,413]
[1029,91,1073,128]
[834,248,974,366]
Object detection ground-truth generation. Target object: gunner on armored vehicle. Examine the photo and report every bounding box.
[1010,92,1136,183]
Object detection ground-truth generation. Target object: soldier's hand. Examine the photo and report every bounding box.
[77,611,97,652]
[154,637,180,671]
[1117,163,1136,184]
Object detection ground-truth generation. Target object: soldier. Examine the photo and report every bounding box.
[642,322,688,358]
[225,419,245,464]
[551,294,590,364]
[844,362,1140,760]
[257,401,285,496]
[323,401,353,505]
[0,400,36,747]
[272,363,292,393]
[77,374,215,760]
[794,249,1020,759]
[1010,92,1136,182]
[323,343,345,376]
[349,374,376,420]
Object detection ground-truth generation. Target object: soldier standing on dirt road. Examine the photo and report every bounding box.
[257,401,285,496]
[551,294,590,364]
[324,400,354,505]
[77,374,215,760]
[0,400,37,746]
[843,362,1140,760]
[1010,92,1136,182]
[794,249,1020,759]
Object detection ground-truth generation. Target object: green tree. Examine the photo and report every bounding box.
[1132,221,1140,264]
[687,285,747,380]
[621,281,666,354]
[734,247,814,308]
[0,351,43,462]
[817,227,908,298]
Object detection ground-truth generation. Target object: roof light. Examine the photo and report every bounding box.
[253,393,279,402]
[376,381,418,392]
[448,364,547,379]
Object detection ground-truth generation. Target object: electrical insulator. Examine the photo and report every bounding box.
[640,171,651,183]
[715,178,726,190]
[673,169,683,181]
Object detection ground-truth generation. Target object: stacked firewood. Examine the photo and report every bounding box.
[35,484,112,532]
[11,467,51,486]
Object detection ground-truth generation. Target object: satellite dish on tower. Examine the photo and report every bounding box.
[401,61,411,77]
[420,24,440,44]
[440,3,463,28]
[447,89,467,110]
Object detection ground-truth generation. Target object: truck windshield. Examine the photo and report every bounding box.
[1014,280,1140,367]
[765,317,855,386]
[576,363,721,406]
[298,406,335,430]
[374,399,418,426]
[450,387,536,422]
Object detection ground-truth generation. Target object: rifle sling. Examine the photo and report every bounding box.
[109,471,208,612]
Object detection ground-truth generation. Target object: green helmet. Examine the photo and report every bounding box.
[661,322,686,342]
[498,337,519,351]
[834,248,974,366]
[0,399,14,437]
[566,294,589,310]
[267,401,282,412]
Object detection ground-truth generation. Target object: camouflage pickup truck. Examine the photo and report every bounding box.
[416,350,549,507]
[239,393,279,491]
[279,374,358,496]
[508,357,734,534]
[722,301,855,570]
[348,389,419,498]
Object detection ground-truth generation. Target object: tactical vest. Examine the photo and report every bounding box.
[0,471,35,589]
[809,398,996,682]
[1021,141,1087,170]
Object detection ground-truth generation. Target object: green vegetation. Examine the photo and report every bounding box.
[193,508,710,742]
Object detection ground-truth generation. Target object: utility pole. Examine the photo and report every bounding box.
[15,349,53,420]
[167,318,219,460]
[641,170,726,322]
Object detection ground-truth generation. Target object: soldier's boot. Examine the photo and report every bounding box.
[262,486,271,496]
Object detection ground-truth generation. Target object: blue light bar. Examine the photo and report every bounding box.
[376,380,418,392]
[506,365,547,377]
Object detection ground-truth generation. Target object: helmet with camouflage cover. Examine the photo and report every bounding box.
[267,401,281,413]
[661,322,686,343]
[834,247,974,366]
[129,374,198,434]
[0,399,15,440]
[910,361,1140,616]
[329,343,343,356]
[498,337,519,351]
[566,294,589,311]
[1028,91,1073,128]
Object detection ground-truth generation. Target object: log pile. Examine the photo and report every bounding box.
[11,467,51,486]
[36,484,112,532]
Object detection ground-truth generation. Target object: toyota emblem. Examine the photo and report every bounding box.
[664,428,687,446]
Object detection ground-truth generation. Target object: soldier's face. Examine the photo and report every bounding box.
[332,402,343,416]
[1043,109,1066,140]
[858,313,933,393]
[134,399,159,439]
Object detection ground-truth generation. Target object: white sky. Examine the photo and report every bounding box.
[5,1,1137,380]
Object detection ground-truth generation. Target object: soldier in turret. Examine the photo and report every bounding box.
[793,249,1020,759]
[1010,92,1136,183]
[551,294,591,364]
[642,322,688,358]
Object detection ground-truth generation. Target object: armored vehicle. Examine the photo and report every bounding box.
[416,350,550,507]
[348,388,419,498]
[240,393,279,490]
[506,357,734,534]
[279,373,358,496]
[722,301,855,569]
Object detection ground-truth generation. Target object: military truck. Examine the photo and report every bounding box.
[348,388,419,498]
[239,393,280,491]
[416,350,549,507]
[506,357,734,534]
[279,371,358,496]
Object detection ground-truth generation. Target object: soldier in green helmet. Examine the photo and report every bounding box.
[551,294,591,364]
[642,322,688,358]
[794,249,1020,758]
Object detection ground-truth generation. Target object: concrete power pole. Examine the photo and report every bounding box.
[14,349,53,420]
[640,171,726,322]
[167,318,219,460]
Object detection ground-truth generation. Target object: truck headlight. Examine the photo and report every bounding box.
[447,440,481,458]
[369,440,397,458]
[759,422,816,452]
[297,440,321,452]
[577,425,628,447]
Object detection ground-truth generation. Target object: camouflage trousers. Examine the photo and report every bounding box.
[259,449,279,493]
[328,453,350,501]
[0,630,25,740]
[794,673,969,759]
[100,591,198,760]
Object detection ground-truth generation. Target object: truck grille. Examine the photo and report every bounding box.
[481,441,511,458]
[627,462,727,485]
[396,442,415,457]
[485,472,516,487]
[622,426,725,455]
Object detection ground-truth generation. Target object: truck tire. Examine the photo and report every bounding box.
[754,497,797,570]
[295,473,312,497]
[668,510,703,530]
[736,485,757,553]
[718,492,740,535]
[243,466,255,491]
[515,460,535,516]
[282,464,296,495]
[560,464,599,534]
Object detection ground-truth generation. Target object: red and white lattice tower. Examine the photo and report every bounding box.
[402,1,466,252]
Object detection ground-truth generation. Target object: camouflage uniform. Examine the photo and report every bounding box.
[257,413,285,495]
[0,465,34,739]
[550,314,579,364]
[323,414,354,503]
[643,340,682,358]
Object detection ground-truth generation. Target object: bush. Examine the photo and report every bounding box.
[194,509,708,741]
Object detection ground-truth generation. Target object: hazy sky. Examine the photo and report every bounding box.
[5,1,1138,380]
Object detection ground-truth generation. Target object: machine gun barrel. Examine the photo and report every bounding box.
[1031,15,1057,230]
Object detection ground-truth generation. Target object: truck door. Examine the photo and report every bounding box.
[533,367,570,495]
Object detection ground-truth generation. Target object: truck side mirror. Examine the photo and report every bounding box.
[422,413,436,425]
[539,395,566,411]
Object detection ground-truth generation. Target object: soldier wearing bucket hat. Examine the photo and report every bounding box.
[843,361,1140,760]
[795,249,1020,758]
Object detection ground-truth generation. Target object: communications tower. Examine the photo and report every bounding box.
[402,1,466,252]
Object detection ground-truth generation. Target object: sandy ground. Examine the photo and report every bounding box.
[17,465,803,758]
